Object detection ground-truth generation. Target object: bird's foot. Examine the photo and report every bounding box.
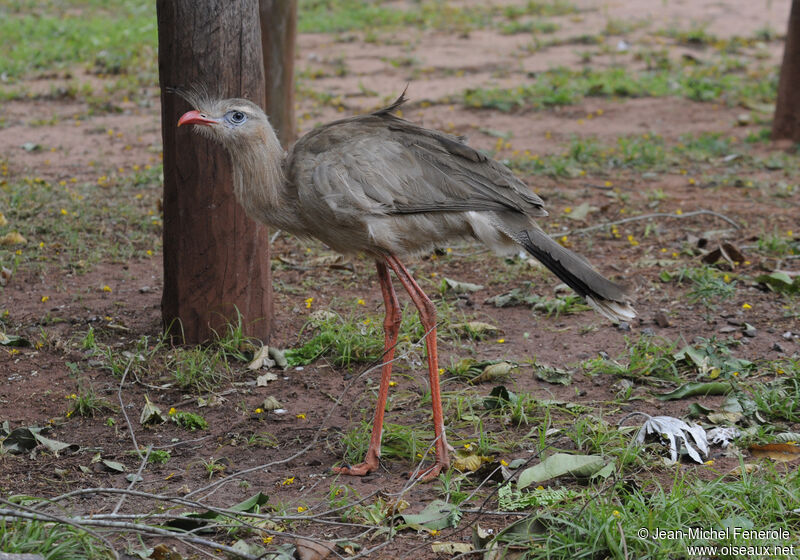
[409,461,448,482]
[332,461,378,477]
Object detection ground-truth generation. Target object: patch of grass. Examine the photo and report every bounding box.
[501,467,800,559]
[0,513,113,559]
[756,230,798,257]
[148,449,171,464]
[677,266,737,309]
[0,0,156,83]
[750,359,800,422]
[500,19,560,35]
[170,411,209,431]
[339,421,434,465]
[463,62,777,112]
[67,379,115,418]
[582,335,680,381]
[0,165,163,272]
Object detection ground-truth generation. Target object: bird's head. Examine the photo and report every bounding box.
[177,97,270,150]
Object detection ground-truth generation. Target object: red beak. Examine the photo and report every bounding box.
[177,110,218,127]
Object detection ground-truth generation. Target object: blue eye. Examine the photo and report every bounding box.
[228,111,246,124]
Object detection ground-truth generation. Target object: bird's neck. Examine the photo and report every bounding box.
[228,124,287,221]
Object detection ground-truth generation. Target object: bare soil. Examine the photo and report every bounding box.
[1,1,798,558]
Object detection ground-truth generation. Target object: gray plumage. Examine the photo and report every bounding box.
[177,90,635,322]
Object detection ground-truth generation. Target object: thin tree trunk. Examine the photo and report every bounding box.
[157,0,272,343]
[773,0,800,140]
[259,0,297,147]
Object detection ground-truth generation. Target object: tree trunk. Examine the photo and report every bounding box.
[259,0,297,147]
[157,0,272,343]
[773,0,800,140]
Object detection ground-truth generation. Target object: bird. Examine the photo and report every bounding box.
[176,89,635,481]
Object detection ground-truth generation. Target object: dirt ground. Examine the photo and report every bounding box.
[1,0,799,558]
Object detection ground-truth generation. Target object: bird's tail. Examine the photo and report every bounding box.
[515,228,636,323]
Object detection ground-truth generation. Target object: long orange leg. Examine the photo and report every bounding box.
[333,260,401,477]
[385,254,450,481]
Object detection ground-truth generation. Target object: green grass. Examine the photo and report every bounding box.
[582,335,680,381]
[0,0,156,82]
[0,165,163,272]
[503,467,800,559]
[298,0,576,34]
[677,266,737,309]
[0,515,113,559]
[463,62,777,111]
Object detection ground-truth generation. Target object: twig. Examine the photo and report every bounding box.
[563,209,741,237]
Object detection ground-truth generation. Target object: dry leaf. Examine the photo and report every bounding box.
[248,345,275,370]
[294,537,335,560]
[431,542,473,554]
[256,372,278,386]
[0,212,7,227]
[0,231,27,246]
[749,443,800,462]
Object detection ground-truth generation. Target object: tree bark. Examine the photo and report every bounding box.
[259,0,297,147]
[157,0,272,343]
[773,0,800,140]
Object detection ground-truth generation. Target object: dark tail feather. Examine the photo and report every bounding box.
[517,228,636,323]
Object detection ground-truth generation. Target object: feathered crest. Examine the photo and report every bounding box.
[164,84,214,111]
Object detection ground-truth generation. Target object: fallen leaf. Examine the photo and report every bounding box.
[534,364,573,385]
[102,459,126,472]
[630,414,708,463]
[707,426,740,448]
[749,443,800,462]
[140,395,165,425]
[442,277,484,293]
[256,372,278,386]
[0,212,7,226]
[231,539,268,557]
[470,361,515,384]
[261,396,282,411]
[21,142,41,152]
[0,266,11,286]
[701,242,746,268]
[656,382,731,401]
[756,271,799,293]
[401,499,461,530]
[0,231,27,246]
[150,544,182,560]
[518,453,605,489]
[0,333,30,347]
[248,345,275,370]
[452,449,490,472]
[295,537,335,560]
[431,542,473,555]
[565,201,597,221]
[452,321,501,338]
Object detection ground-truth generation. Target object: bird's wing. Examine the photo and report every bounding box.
[292,116,546,221]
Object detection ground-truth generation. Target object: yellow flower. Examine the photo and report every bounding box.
[500,459,509,466]
[675,209,683,215]
[464,443,472,450]
[429,529,439,536]
[40,296,49,303]
[563,207,572,214]
[742,303,752,310]
[60,208,68,216]
[688,178,696,185]
[389,381,397,387]
[146,250,153,256]
[168,407,177,415]
[536,485,544,491]
[304,297,313,309]
[262,536,273,544]
[723,274,731,283]
[612,510,621,519]
[704,459,715,466]
[438,368,444,375]
[255,408,263,414]
[604,180,612,187]
[497,338,505,343]
[732,371,739,377]
[296,413,306,419]
[297,506,306,513]
[102,285,112,292]
[282,477,295,485]
[357,298,365,305]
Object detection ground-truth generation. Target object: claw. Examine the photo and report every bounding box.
[332,461,378,477]
[409,462,447,482]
